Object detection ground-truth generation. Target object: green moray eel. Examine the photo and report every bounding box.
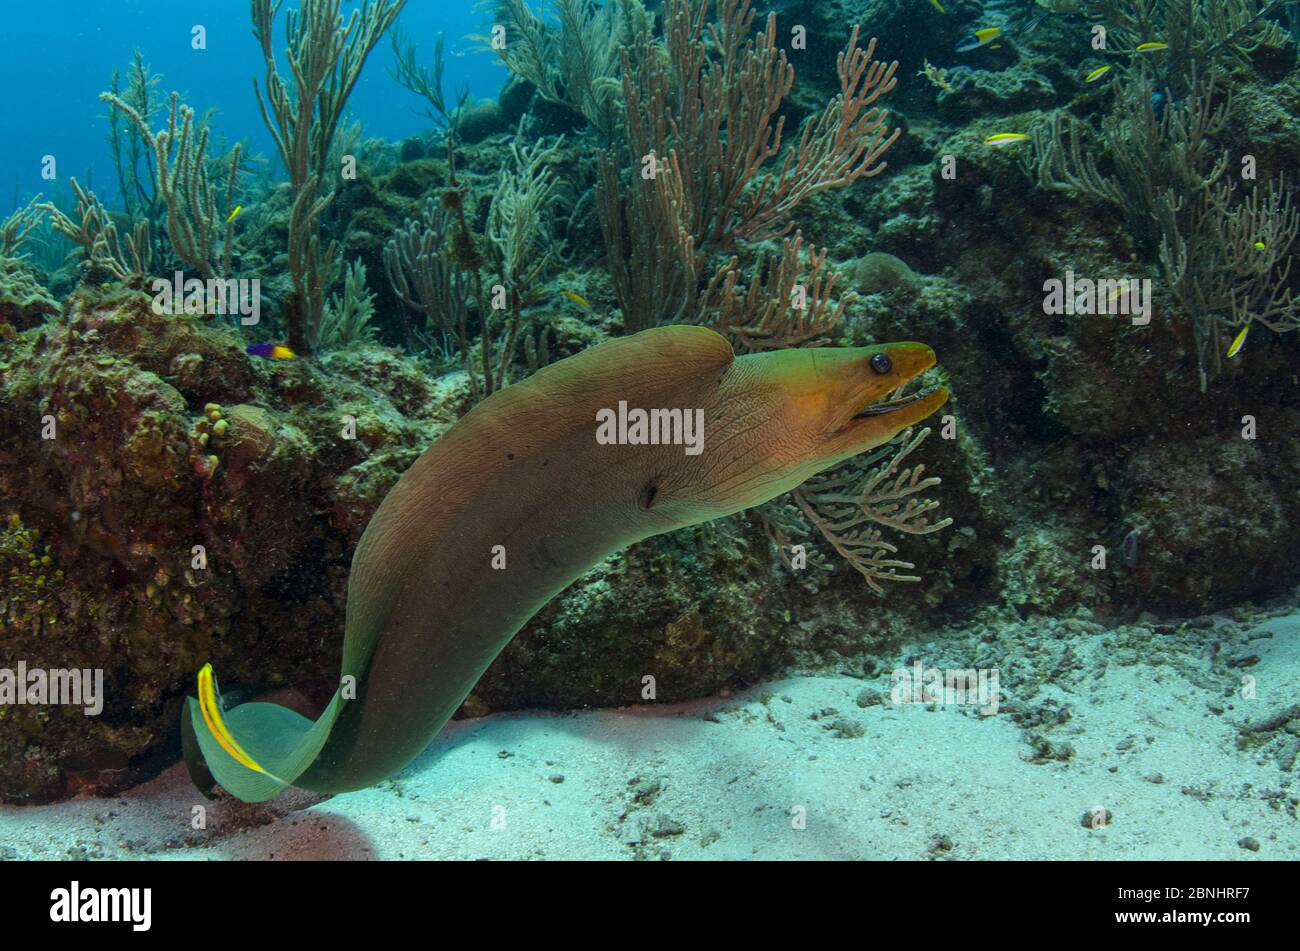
[183,326,948,802]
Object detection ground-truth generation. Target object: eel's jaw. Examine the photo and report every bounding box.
[845,382,949,429]
[825,344,950,458]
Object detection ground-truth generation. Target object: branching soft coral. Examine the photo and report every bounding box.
[99,90,241,281]
[702,232,851,353]
[0,197,46,258]
[598,0,898,330]
[762,427,951,594]
[1033,69,1299,389]
[479,0,643,141]
[41,179,153,282]
[251,0,406,354]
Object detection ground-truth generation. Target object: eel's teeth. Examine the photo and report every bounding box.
[855,389,928,418]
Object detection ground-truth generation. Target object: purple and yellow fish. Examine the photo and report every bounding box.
[247,343,298,361]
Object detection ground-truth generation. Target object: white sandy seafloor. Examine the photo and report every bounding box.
[2,606,1298,861]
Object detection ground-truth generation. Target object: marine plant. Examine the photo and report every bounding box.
[384,130,567,401]
[0,196,46,258]
[0,259,58,323]
[15,183,76,281]
[1087,0,1295,88]
[103,51,164,226]
[0,202,59,324]
[318,258,379,352]
[1033,8,1300,388]
[760,426,951,592]
[99,90,243,281]
[384,198,471,359]
[250,0,407,354]
[703,232,849,352]
[478,0,648,141]
[41,178,154,283]
[597,0,900,331]
[485,135,565,308]
[387,24,468,138]
[1,513,64,633]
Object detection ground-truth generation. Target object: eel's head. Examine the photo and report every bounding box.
[647,341,949,525]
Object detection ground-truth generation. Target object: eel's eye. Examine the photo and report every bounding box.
[870,352,892,375]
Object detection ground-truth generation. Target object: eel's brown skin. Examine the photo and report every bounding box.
[295,327,948,792]
[228,327,948,795]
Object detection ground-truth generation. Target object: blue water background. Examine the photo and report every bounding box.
[1,0,506,211]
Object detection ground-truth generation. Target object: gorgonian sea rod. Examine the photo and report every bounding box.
[183,326,948,801]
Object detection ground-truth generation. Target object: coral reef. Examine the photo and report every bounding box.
[3,0,1299,802]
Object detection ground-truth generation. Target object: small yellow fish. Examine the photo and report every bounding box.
[928,0,946,11]
[1254,241,1266,251]
[1226,324,1250,358]
[957,27,1002,52]
[1135,42,1169,52]
[1085,65,1112,83]
[984,132,1032,148]
[561,290,592,311]
[226,205,242,223]
[197,663,286,783]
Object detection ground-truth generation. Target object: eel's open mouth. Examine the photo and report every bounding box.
[854,376,943,418]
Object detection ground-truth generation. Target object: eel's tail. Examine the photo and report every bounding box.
[181,663,347,803]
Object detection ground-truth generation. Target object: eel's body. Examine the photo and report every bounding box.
[184,326,948,801]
